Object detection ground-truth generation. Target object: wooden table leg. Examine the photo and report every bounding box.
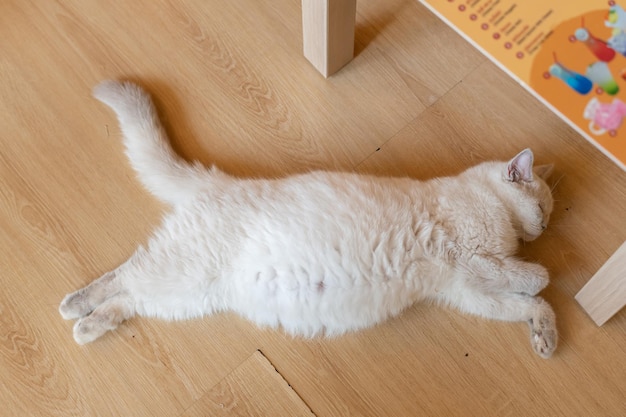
[301,0,357,77]
[575,241,626,326]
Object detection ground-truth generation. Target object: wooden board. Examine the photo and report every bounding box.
[302,0,357,77]
[181,351,314,417]
[576,242,626,325]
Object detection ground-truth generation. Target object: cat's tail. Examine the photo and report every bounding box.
[93,80,219,205]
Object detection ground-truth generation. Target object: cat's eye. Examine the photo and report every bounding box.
[538,203,544,213]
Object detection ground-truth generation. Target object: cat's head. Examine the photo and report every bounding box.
[499,149,555,241]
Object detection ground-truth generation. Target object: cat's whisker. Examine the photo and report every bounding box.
[549,224,580,228]
[550,173,565,193]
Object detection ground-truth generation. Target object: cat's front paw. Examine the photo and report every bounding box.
[518,263,550,296]
[529,301,557,359]
[531,327,557,359]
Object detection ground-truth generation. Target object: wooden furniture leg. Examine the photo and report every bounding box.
[575,241,626,326]
[301,0,357,77]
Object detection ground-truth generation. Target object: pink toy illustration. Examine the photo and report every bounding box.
[583,97,626,135]
[575,18,616,62]
[586,61,619,95]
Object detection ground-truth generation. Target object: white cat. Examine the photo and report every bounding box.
[60,81,558,358]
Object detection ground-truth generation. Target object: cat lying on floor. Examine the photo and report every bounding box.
[60,81,557,358]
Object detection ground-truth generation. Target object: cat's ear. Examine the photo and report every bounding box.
[534,163,554,181]
[505,149,534,183]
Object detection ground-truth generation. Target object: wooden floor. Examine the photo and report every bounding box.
[1,1,625,416]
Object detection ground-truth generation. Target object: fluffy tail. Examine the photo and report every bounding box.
[93,80,216,205]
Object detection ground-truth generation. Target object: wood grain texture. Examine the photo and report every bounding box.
[181,350,314,417]
[0,0,624,416]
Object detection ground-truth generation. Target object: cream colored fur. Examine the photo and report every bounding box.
[59,81,558,358]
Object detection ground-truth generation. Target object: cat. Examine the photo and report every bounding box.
[59,80,558,358]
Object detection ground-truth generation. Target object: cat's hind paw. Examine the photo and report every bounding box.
[72,294,133,345]
[59,290,93,320]
[59,270,120,320]
[73,317,109,345]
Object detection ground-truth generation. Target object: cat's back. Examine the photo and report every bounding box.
[216,170,426,248]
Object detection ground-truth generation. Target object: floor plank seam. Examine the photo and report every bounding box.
[256,348,318,417]
[175,349,260,417]
[352,124,416,172]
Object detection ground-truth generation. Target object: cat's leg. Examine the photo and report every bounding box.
[59,268,123,320]
[436,284,557,358]
[72,292,134,345]
[60,260,138,344]
[461,256,549,296]
[61,232,222,343]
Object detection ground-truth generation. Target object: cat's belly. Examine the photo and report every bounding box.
[226,256,449,337]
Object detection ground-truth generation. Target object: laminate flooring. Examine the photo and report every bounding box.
[1,1,625,416]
